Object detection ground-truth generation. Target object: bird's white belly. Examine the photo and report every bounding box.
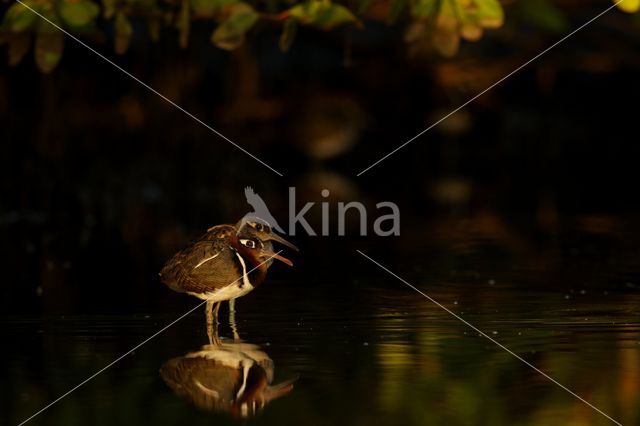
[188,251,255,302]
[189,282,254,302]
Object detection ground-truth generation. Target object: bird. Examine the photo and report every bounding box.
[243,187,285,234]
[159,218,298,343]
[160,341,295,417]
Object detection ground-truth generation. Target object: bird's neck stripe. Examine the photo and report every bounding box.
[234,251,252,288]
[236,363,251,400]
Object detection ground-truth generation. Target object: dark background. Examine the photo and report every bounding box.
[2,9,640,312]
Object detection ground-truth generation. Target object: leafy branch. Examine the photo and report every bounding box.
[0,0,638,73]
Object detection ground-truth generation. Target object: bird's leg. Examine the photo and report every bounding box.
[205,300,215,325]
[213,301,221,319]
[207,322,221,346]
[229,298,240,341]
[206,300,222,346]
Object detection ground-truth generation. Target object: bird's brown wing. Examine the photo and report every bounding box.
[159,224,241,294]
[159,356,241,411]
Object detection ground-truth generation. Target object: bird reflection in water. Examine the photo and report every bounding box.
[160,337,296,417]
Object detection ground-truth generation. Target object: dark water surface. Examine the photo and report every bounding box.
[3,227,640,426]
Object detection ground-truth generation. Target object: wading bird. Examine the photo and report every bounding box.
[159,219,298,343]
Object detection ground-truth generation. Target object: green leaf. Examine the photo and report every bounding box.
[102,0,116,19]
[410,0,437,19]
[58,0,100,28]
[190,0,215,18]
[190,0,234,18]
[288,0,360,30]
[522,0,568,33]
[279,17,298,51]
[7,33,32,66]
[616,0,640,13]
[177,0,190,48]
[211,2,258,50]
[407,0,505,57]
[148,18,161,42]
[451,1,482,41]
[114,11,132,54]
[388,0,408,23]
[473,0,504,28]
[35,31,64,73]
[2,1,38,32]
[35,6,63,34]
[357,0,373,14]
[314,4,359,29]
[432,0,460,57]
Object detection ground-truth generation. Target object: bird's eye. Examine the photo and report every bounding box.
[240,239,255,248]
[255,224,263,231]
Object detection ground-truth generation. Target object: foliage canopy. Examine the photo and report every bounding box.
[0,0,638,73]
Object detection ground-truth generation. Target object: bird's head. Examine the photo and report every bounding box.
[236,217,299,252]
[233,237,293,267]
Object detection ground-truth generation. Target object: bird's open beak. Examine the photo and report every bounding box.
[268,233,299,252]
[262,249,293,266]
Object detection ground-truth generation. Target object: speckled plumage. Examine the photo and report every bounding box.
[159,225,267,301]
[159,219,296,339]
